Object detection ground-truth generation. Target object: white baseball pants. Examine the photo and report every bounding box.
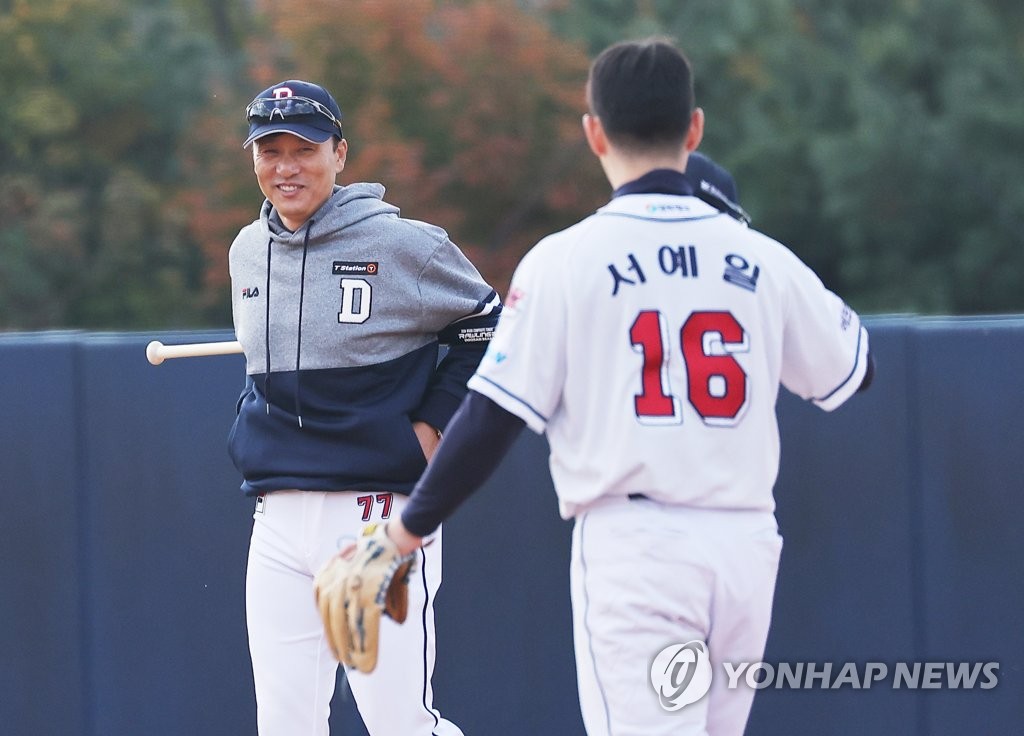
[245,489,463,736]
[570,497,783,736]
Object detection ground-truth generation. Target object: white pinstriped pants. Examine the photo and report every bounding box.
[245,490,463,736]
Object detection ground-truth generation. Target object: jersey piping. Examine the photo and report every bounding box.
[814,324,868,407]
[468,374,549,432]
[596,211,724,224]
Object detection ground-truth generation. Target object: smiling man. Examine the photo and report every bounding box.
[226,79,499,736]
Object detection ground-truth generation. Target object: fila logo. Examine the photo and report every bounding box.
[242,286,260,299]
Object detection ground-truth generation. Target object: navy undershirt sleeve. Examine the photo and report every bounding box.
[401,389,526,538]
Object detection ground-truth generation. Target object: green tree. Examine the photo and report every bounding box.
[0,0,226,328]
[536,0,1024,314]
[4,0,1020,327]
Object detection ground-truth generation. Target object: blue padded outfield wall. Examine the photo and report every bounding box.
[1,316,1022,736]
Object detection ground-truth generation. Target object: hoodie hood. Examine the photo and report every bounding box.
[260,183,399,245]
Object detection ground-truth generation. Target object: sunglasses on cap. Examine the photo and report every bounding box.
[245,96,343,133]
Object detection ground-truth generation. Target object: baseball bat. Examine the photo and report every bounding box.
[146,339,243,366]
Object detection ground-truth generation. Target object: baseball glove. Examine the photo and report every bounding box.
[313,523,416,673]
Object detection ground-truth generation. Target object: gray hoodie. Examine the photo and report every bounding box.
[227,183,500,496]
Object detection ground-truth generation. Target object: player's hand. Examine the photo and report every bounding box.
[411,420,442,461]
[313,523,416,673]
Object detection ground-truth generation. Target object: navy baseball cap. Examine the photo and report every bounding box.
[243,79,344,148]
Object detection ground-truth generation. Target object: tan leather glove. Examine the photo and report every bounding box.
[313,523,415,673]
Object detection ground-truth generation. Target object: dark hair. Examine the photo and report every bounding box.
[586,38,695,154]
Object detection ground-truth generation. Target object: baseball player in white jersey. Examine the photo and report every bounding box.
[318,39,874,735]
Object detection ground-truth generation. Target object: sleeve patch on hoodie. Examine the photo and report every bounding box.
[457,325,495,343]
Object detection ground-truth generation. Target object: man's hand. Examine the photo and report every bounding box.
[411,421,442,461]
[386,516,424,556]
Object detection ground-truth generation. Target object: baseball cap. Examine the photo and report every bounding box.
[243,79,344,148]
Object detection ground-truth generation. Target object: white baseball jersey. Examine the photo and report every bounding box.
[467,193,869,519]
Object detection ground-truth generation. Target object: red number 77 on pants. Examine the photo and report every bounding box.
[356,493,393,522]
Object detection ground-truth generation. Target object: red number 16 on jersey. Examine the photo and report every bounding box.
[630,310,749,426]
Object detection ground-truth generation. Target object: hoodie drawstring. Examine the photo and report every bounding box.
[262,220,313,429]
[264,239,272,414]
[294,221,313,428]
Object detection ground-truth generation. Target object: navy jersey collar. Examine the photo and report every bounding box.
[612,168,694,198]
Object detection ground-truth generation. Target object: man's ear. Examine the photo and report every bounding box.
[334,138,348,173]
[684,108,705,153]
[582,113,609,158]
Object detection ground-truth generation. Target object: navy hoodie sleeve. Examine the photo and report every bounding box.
[409,236,502,431]
[403,390,525,537]
[413,314,495,430]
